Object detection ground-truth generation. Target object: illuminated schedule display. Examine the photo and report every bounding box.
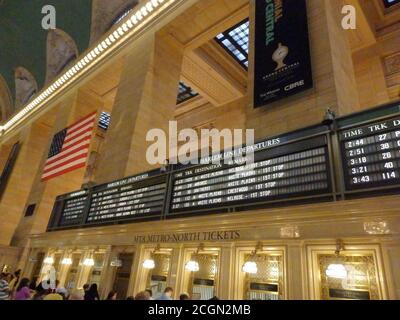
[47,103,400,231]
[86,172,167,223]
[170,135,332,213]
[58,191,89,227]
[340,116,400,191]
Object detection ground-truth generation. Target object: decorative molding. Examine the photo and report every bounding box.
[0,0,185,140]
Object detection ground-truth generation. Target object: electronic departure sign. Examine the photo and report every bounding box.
[47,102,400,231]
[86,171,167,223]
[169,130,333,214]
[50,190,89,228]
[340,116,400,192]
[51,170,167,229]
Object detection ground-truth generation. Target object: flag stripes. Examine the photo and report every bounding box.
[41,112,96,181]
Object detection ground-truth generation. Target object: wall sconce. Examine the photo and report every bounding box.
[185,260,200,272]
[142,245,161,270]
[61,258,73,265]
[242,242,263,274]
[43,256,54,265]
[83,258,95,267]
[143,259,156,269]
[185,244,204,272]
[326,239,347,279]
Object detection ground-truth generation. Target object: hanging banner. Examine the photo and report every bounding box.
[254,0,313,108]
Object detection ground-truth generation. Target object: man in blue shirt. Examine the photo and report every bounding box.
[157,287,174,300]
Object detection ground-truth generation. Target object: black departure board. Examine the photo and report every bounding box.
[86,172,167,223]
[340,116,400,191]
[170,135,332,213]
[59,191,89,227]
[47,103,400,232]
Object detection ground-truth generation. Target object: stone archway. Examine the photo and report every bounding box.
[0,74,13,121]
[89,0,139,45]
[45,29,79,84]
[14,67,38,111]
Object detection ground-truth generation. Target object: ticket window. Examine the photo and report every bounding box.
[113,253,134,300]
[65,253,82,290]
[30,252,45,281]
[318,254,381,300]
[146,253,171,299]
[244,254,284,300]
[53,253,62,275]
[188,254,219,301]
[88,253,105,289]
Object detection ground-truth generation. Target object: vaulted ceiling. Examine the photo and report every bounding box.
[0,0,139,119]
[0,0,92,98]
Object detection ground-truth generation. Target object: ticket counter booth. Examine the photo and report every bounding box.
[235,245,286,300]
[88,252,106,288]
[183,246,219,300]
[244,253,284,300]
[29,252,45,282]
[64,253,82,290]
[112,252,135,300]
[39,250,63,284]
[307,241,387,300]
[144,251,172,299]
[53,252,62,275]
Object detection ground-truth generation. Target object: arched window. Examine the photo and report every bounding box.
[89,0,139,45]
[14,67,38,110]
[45,29,79,84]
[0,74,13,121]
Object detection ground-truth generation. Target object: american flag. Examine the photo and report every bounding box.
[41,112,97,181]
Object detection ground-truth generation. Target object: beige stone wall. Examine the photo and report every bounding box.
[94,32,184,184]
[0,121,55,246]
[11,90,104,246]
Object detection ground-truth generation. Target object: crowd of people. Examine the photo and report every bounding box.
[0,271,212,301]
[0,270,100,300]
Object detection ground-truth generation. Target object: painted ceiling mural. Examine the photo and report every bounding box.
[0,0,139,121]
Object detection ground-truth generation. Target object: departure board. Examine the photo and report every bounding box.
[57,190,89,227]
[170,135,332,213]
[86,172,167,223]
[340,116,400,191]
